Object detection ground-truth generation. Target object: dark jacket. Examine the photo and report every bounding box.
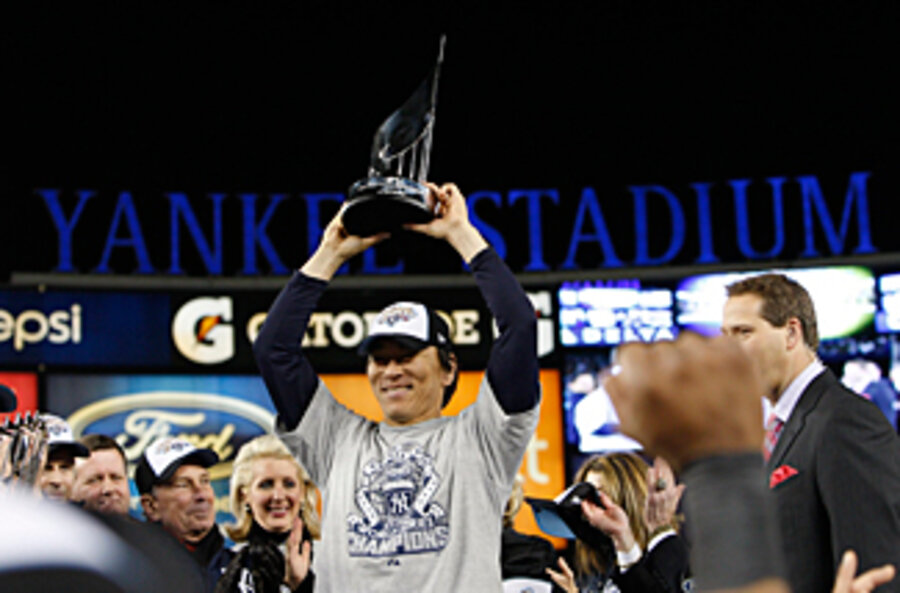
[612,534,688,593]
[572,531,689,593]
[215,522,315,593]
[501,526,562,591]
[766,369,900,593]
[182,525,235,593]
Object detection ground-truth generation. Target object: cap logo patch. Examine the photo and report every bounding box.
[41,415,78,444]
[154,438,191,456]
[378,305,419,327]
[46,422,67,437]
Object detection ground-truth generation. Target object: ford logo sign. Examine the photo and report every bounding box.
[66,391,276,481]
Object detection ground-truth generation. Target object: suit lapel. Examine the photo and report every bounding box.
[766,369,832,472]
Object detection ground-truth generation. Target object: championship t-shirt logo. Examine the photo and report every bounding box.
[347,443,449,557]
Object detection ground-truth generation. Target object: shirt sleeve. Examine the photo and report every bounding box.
[464,376,540,493]
[254,271,372,484]
[252,271,329,431]
[469,247,540,414]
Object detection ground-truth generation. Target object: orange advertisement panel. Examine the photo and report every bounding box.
[0,371,39,423]
[324,369,566,546]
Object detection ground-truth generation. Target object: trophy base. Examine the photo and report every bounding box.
[343,177,435,236]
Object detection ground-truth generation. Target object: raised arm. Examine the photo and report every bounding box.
[253,209,386,429]
[406,182,539,413]
[252,272,327,430]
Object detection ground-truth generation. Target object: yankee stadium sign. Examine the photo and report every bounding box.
[31,170,880,276]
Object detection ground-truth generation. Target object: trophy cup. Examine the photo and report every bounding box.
[342,36,446,237]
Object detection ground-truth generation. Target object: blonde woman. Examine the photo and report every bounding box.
[216,435,320,593]
[547,453,687,593]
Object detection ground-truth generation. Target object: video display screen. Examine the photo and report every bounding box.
[877,273,900,333]
[559,280,676,347]
[559,265,900,470]
[676,266,876,341]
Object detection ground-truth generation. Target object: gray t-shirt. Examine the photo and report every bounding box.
[277,376,539,592]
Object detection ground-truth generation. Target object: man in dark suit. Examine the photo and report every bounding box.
[722,273,900,593]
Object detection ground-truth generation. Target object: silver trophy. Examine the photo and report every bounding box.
[342,36,446,237]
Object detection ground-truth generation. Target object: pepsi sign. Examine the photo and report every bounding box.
[0,291,170,366]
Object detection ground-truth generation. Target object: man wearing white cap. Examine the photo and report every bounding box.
[135,436,230,592]
[254,183,540,592]
[38,413,90,501]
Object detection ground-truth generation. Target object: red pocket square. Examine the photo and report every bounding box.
[769,464,799,489]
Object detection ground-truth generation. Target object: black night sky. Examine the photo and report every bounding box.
[3,1,897,280]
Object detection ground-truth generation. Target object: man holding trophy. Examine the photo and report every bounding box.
[254,37,540,591]
[255,181,540,590]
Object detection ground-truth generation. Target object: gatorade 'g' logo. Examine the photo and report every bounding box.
[172,297,234,364]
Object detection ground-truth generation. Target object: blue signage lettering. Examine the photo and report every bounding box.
[799,171,875,257]
[95,192,154,274]
[509,189,559,272]
[33,172,880,276]
[629,185,685,266]
[166,192,225,275]
[732,178,786,260]
[239,193,288,275]
[303,193,346,275]
[467,191,507,260]
[690,182,720,264]
[39,188,96,273]
[562,187,624,269]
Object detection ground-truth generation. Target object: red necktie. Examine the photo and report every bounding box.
[763,412,784,462]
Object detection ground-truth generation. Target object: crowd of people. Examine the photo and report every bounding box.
[2,182,899,592]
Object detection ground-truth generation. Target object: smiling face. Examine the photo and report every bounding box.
[142,464,215,544]
[367,340,454,426]
[72,448,131,515]
[245,457,304,534]
[722,293,793,402]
